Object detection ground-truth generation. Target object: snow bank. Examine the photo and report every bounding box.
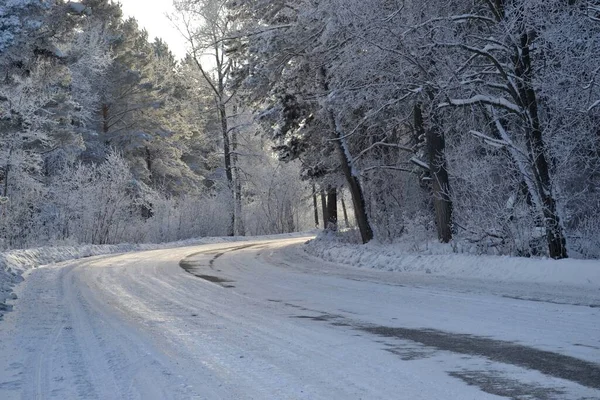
[304,231,600,288]
[0,232,310,317]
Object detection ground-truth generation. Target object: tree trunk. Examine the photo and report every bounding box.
[417,103,453,243]
[319,67,373,243]
[142,147,154,219]
[219,102,235,236]
[145,146,152,178]
[102,104,109,134]
[514,32,567,259]
[426,127,453,243]
[312,183,319,227]
[320,189,328,229]
[413,103,425,147]
[285,199,295,232]
[3,147,11,198]
[326,187,337,230]
[231,123,245,236]
[341,191,349,228]
[332,134,374,243]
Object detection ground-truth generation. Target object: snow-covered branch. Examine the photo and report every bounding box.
[587,100,600,112]
[439,95,522,114]
[409,157,430,171]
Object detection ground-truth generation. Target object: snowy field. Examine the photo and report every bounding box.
[0,235,599,399]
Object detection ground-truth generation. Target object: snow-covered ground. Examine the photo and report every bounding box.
[0,233,310,318]
[0,235,599,399]
[305,232,600,306]
[0,239,206,315]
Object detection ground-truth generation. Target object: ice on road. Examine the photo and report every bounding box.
[0,237,599,399]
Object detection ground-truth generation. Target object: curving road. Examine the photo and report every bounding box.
[0,236,599,399]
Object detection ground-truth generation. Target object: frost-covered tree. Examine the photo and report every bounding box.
[0,0,112,247]
[228,0,600,258]
[173,0,244,236]
[0,0,239,248]
[229,0,377,242]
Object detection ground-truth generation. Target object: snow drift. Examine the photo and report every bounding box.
[304,231,600,288]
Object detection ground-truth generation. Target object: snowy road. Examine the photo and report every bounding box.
[1,236,599,399]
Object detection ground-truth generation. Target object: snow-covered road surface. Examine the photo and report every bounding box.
[0,236,599,399]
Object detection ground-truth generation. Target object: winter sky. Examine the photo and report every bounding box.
[118,0,188,59]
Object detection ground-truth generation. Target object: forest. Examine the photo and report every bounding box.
[1,0,599,260]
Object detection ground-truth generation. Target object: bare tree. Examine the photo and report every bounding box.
[173,0,240,235]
